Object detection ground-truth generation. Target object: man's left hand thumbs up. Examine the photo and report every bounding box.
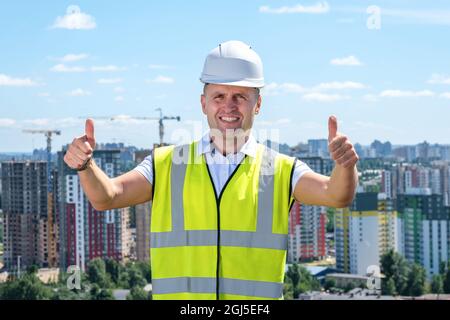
[327,115,359,169]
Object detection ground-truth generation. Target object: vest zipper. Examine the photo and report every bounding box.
[204,155,247,300]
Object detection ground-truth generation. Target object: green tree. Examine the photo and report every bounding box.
[286,264,301,299]
[0,273,51,300]
[126,286,151,300]
[323,278,336,291]
[384,278,396,296]
[26,264,39,275]
[380,250,409,295]
[86,258,112,288]
[283,280,294,300]
[443,265,450,294]
[298,265,320,293]
[431,275,444,295]
[51,287,87,300]
[134,261,152,283]
[439,261,447,275]
[89,283,115,300]
[285,264,320,298]
[127,267,146,288]
[104,258,122,286]
[406,264,426,297]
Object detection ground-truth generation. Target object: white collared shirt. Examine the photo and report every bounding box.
[134,132,313,196]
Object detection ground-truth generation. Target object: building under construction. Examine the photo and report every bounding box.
[0,161,59,271]
[57,148,131,271]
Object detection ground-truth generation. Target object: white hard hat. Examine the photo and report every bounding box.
[200,40,264,88]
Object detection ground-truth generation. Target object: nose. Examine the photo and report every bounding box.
[223,96,238,112]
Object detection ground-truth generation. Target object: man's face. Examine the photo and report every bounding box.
[201,84,261,136]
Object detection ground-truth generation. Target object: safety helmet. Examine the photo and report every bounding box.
[200,40,264,88]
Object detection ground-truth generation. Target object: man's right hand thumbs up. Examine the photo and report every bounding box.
[64,118,96,171]
[85,118,96,149]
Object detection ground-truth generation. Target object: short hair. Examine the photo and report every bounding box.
[203,83,260,98]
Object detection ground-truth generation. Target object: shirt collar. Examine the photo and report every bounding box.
[196,131,258,158]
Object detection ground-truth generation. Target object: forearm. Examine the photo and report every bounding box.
[78,159,117,211]
[327,165,358,207]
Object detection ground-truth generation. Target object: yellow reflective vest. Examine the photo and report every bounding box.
[150,141,296,300]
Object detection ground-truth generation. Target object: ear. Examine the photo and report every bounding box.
[201,94,207,115]
[254,95,262,114]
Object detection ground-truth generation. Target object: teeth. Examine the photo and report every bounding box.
[221,117,238,122]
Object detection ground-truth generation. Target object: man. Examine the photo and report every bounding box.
[64,40,359,300]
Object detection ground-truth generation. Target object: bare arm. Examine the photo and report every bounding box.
[64,118,152,211]
[78,159,152,211]
[293,115,359,208]
[293,166,358,208]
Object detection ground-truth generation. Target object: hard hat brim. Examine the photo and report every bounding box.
[200,78,264,88]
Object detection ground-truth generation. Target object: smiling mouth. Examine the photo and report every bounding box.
[219,116,240,123]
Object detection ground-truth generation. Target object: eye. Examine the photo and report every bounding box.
[236,94,247,101]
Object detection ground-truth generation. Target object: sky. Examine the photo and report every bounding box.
[1,0,450,152]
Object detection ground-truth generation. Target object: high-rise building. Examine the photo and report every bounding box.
[397,189,450,277]
[57,149,131,271]
[288,202,326,262]
[287,156,332,263]
[335,192,399,275]
[381,169,399,199]
[1,161,56,270]
[307,139,329,159]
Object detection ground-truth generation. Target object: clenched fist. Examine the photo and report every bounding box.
[328,116,359,169]
[64,119,96,170]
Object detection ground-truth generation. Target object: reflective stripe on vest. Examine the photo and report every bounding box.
[152,277,283,299]
[151,142,295,300]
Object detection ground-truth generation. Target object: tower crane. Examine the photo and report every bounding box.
[87,108,181,146]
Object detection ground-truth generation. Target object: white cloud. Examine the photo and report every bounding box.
[381,9,450,26]
[428,74,450,85]
[50,64,86,73]
[57,117,84,128]
[23,118,50,126]
[149,64,174,70]
[330,55,362,66]
[115,96,124,102]
[147,76,175,84]
[37,92,50,97]
[51,64,126,73]
[51,5,96,30]
[262,82,305,96]
[0,118,16,127]
[440,92,450,99]
[380,90,435,98]
[257,118,292,126]
[114,87,125,93]
[263,81,365,96]
[313,81,366,90]
[91,65,126,72]
[68,88,92,96]
[60,53,89,62]
[0,74,38,86]
[259,2,330,14]
[98,78,123,84]
[302,92,350,102]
